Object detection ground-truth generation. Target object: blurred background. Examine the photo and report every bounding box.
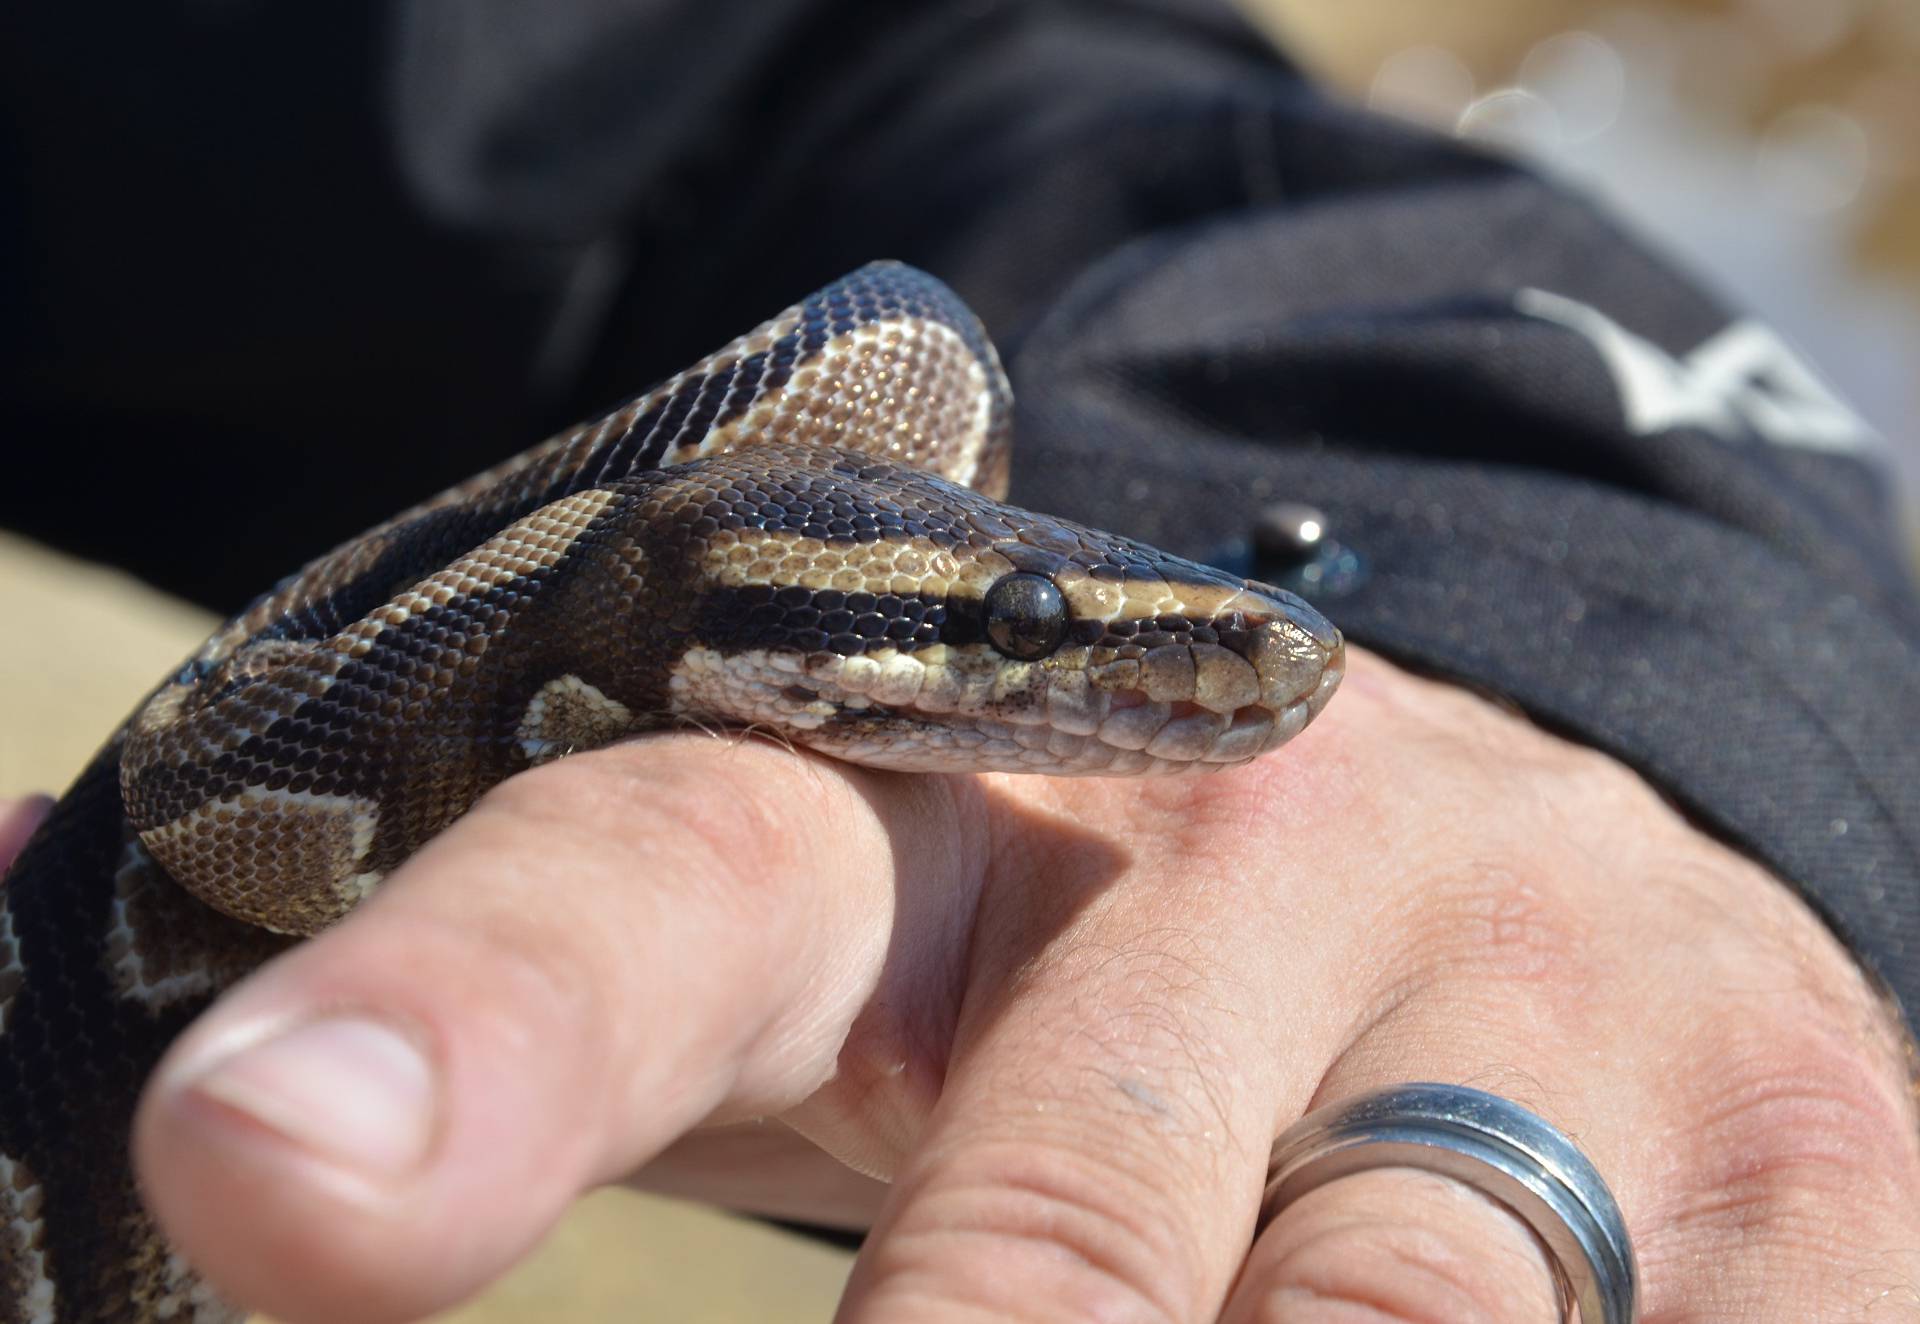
[1251,0,1920,522]
[0,1,1912,1320]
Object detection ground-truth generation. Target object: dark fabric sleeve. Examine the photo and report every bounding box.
[4,0,1916,1023]
[589,0,1920,1025]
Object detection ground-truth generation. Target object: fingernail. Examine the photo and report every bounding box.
[183,1016,439,1179]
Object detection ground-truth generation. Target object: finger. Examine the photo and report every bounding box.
[838,763,1349,1324]
[134,734,980,1324]
[0,794,52,870]
[1222,1169,1560,1324]
[1223,774,1920,1321]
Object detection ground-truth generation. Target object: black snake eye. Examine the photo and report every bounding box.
[983,573,1069,660]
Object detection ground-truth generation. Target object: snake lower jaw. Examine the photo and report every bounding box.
[748,629,1345,776]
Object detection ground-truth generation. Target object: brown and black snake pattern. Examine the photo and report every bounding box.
[0,264,1343,1322]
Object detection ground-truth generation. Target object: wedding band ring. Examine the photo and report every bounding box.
[1262,1083,1638,1323]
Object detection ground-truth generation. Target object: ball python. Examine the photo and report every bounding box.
[0,263,1344,1323]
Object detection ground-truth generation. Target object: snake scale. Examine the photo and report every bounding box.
[0,264,1343,1323]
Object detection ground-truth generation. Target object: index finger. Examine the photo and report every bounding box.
[133,734,979,1324]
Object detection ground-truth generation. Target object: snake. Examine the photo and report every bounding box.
[0,263,1343,1323]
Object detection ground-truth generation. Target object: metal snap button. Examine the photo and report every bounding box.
[1250,502,1364,599]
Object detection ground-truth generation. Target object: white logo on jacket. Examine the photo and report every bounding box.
[1517,287,1878,455]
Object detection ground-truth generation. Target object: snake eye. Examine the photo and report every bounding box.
[983,573,1069,660]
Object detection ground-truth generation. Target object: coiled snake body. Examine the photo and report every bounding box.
[0,265,1343,1322]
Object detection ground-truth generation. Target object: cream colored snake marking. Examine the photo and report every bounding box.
[0,264,1343,1323]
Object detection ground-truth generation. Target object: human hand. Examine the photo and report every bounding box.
[0,796,51,874]
[111,648,1919,1321]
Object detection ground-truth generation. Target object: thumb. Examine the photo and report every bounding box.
[134,736,971,1323]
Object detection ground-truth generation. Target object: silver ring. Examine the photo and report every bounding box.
[1262,1083,1638,1324]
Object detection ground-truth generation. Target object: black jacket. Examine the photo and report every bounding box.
[5,0,1916,1026]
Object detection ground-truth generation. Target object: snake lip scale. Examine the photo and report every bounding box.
[0,262,1342,1323]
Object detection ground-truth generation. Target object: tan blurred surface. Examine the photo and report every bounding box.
[0,533,218,799]
[0,530,854,1320]
[1246,0,1920,291]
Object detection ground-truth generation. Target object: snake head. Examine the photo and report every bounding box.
[655,444,1344,774]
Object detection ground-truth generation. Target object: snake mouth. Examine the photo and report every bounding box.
[676,600,1346,775]
[823,633,1342,774]
[1088,645,1346,765]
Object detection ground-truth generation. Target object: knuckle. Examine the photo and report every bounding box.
[1379,860,1602,1004]
[1661,1014,1920,1241]
[868,1140,1201,1324]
